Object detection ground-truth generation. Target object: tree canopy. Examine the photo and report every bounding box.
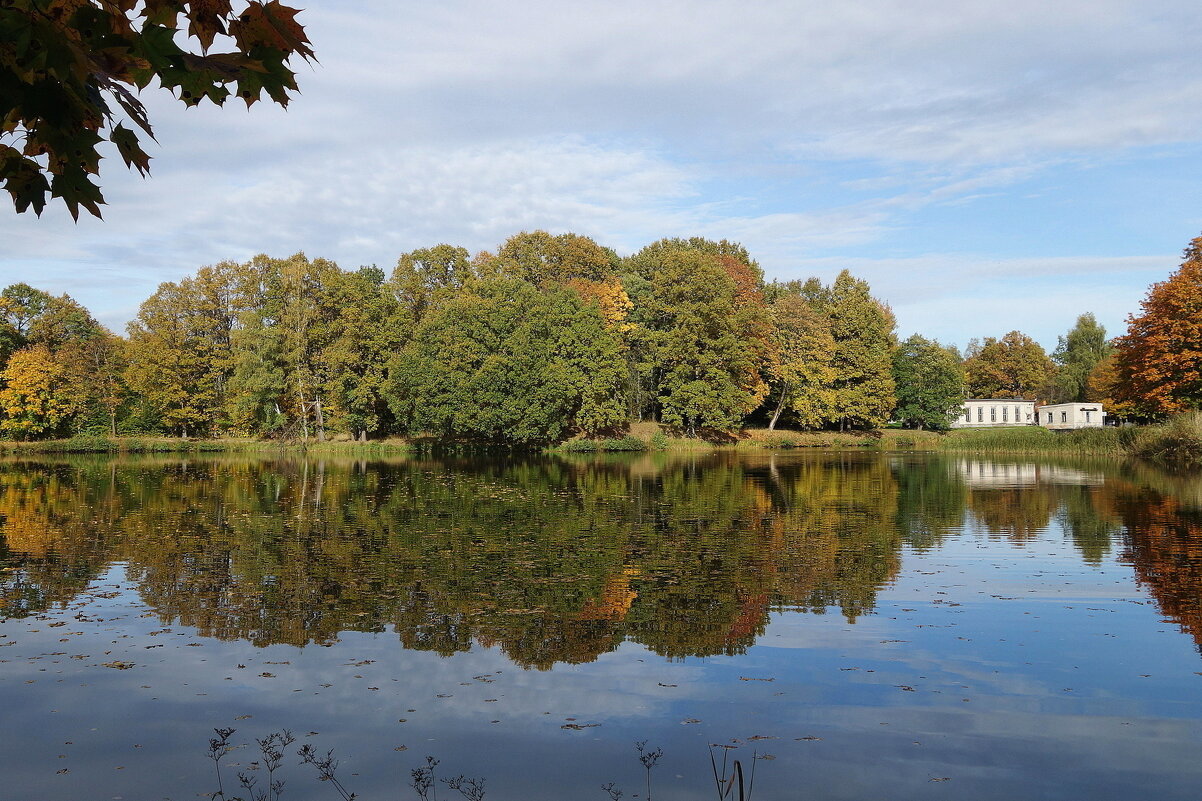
[964,330,1055,399]
[1051,312,1110,403]
[1113,236,1202,416]
[1,0,313,218]
[892,334,965,430]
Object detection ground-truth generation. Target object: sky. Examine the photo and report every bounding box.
[4,0,1202,351]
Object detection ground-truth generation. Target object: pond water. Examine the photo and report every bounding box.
[2,451,1202,800]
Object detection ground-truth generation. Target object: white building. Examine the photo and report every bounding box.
[1037,402,1105,430]
[951,399,1036,428]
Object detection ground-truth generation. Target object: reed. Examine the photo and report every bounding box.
[938,426,1125,455]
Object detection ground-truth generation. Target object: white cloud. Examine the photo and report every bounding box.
[1,0,1199,345]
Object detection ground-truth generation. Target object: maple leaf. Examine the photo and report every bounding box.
[229,0,315,60]
[50,167,105,221]
[186,0,234,51]
[0,147,51,216]
[109,123,151,175]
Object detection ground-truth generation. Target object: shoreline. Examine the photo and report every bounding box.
[0,424,1131,458]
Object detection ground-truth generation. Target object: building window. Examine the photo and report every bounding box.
[978,407,984,422]
[963,407,971,422]
[1084,410,1092,423]
[1047,411,1052,423]
[1002,407,1008,422]
[1061,411,1068,423]
[1014,405,1020,421]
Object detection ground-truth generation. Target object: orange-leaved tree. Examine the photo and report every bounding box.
[1,0,314,219]
[1113,235,1202,416]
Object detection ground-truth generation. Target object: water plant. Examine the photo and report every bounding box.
[709,744,758,801]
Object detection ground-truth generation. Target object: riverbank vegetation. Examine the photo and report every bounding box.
[2,231,1201,454]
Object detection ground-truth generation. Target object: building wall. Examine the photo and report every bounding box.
[951,400,1036,428]
[1037,403,1106,430]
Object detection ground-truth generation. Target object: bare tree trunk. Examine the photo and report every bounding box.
[314,397,326,442]
[768,383,789,431]
[298,387,308,440]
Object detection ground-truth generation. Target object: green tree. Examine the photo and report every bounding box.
[1,0,313,218]
[390,244,473,323]
[964,330,1055,399]
[320,266,406,440]
[26,293,103,349]
[827,270,896,429]
[892,334,965,430]
[1051,313,1110,402]
[0,283,51,338]
[637,245,765,433]
[386,278,625,445]
[225,253,343,438]
[493,231,618,286]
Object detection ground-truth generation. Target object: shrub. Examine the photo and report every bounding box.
[601,435,648,452]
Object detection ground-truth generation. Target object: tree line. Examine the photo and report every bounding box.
[0,229,1183,444]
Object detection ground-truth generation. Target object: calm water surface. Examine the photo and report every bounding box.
[1,451,1201,800]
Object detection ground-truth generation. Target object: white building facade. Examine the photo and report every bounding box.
[951,399,1036,428]
[1037,402,1105,430]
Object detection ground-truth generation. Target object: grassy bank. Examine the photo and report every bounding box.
[7,418,1201,465]
[557,423,1133,458]
[0,435,414,455]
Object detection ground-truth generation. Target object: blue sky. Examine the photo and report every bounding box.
[3,0,1202,352]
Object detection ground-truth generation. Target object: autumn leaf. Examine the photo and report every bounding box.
[186,0,234,51]
[229,0,315,60]
[109,124,151,175]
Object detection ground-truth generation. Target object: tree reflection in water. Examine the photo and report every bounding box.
[3,452,1202,662]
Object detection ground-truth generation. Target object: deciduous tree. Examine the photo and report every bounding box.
[1051,312,1110,403]
[766,293,835,430]
[637,244,766,433]
[385,278,625,444]
[827,270,896,429]
[892,334,965,430]
[0,345,77,438]
[1113,236,1202,415]
[1,0,313,218]
[964,330,1054,399]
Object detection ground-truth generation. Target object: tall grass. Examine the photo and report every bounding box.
[939,426,1126,455]
[1130,412,1202,468]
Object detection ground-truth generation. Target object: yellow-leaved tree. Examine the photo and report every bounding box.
[0,345,79,439]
